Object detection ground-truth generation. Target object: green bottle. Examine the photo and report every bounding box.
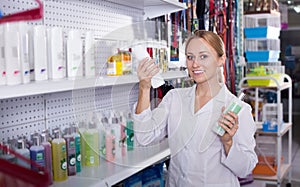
[82,122,99,166]
[126,113,134,151]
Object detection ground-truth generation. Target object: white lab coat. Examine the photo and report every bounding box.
[133,84,258,187]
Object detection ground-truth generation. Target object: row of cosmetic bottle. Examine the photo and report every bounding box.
[79,111,135,164]
[0,111,135,183]
[0,127,80,183]
[0,21,96,86]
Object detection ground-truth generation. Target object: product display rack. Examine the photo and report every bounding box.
[238,74,293,187]
[53,140,170,187]
[0,71,187,100]
[0,0,187,186]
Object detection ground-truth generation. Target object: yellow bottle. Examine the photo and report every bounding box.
[52,129,68,182]
[107,54,122,76]
[81,121,99,166]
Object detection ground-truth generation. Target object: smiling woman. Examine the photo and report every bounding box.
[133,30,258,187]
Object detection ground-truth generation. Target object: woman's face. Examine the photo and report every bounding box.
[186,38,224,84]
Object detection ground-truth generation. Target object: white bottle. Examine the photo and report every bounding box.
[47,27,66,80]
[30,25,48,81]
[4,23,22,85]
[84,31,95,77]
[67,30,83,79]
[17,22,30,84]
[0,25,6,85]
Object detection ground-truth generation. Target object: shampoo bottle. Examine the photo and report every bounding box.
[213,92,246,136]
[126,113,134,151]
[84,31,95,77]
[82,121,99,166]
[0,142,16,163]
[17,22,30,84]
[4,23,21,85]
[63,128,76,176]
[15,138,30,169]
[41,133,53,184]
[0,25,5,85]
[51,129,68,182]
[31,25,48,81]
[66,30,83,79]
[72,125,81,173]
[106,115,116,162]
[30,135,45,171]
[47,27,65,79]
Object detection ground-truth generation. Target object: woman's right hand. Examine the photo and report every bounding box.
[137,57,159,89]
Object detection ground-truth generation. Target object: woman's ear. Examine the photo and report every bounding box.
[217,54,226,67]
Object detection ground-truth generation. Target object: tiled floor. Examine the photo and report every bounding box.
[242,99,300,187]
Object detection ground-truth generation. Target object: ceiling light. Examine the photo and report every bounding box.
[287,0,292,4]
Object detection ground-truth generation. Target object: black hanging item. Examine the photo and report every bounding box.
[196,0,206,30]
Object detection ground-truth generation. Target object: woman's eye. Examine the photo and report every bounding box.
[187,55,194,60]
[200,55,207,60]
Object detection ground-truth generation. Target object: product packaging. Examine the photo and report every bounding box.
[212,92,246,136]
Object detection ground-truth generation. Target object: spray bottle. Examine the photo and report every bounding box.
[213,92,246,136]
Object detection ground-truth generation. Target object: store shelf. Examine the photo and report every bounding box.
[143,0,187,19]
[253,164,291,182]
[0,71,187,100]
[239,73,292,92]
[255,122,292,136]
[53,140,170,187]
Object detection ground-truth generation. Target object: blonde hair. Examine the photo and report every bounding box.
[185,30,225,83]
[185,30,225,58]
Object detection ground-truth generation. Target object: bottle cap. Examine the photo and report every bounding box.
[238,92,246,101]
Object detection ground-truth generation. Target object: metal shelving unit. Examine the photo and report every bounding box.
[53,140,170,187]
[0,0,187,186]
[0,71,187,100]
[238,74,293,187]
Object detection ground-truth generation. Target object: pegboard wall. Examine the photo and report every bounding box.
[0,0,147,142]
[0,83,139,141]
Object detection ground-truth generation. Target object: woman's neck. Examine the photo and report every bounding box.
[195,80,222,98]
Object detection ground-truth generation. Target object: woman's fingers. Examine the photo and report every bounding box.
[137,58,159,80]
[219,111,239,136]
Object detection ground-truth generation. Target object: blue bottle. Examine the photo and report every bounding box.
[30,135,45,171]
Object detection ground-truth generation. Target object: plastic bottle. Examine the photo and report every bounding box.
[15,138,30,169]
[82,121,99,166]
[99,116,108,157]
[41,133,53,184]
[30,135,45,172]
[72,125,81,173]
[63,128,76,176]
[126,113,134,151]
[119,50,132,75]
[106,116,116,162]
[213,92,246,136]
[107,54,122,76]
[51,129,68,182]
[0,142,16,163]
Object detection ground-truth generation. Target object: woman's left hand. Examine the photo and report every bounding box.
[218,108,239,151]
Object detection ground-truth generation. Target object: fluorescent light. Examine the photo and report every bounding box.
[287,0,292,4]
[294,6,300,13]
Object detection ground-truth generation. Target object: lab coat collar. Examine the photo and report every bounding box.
[188,83,227,115]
